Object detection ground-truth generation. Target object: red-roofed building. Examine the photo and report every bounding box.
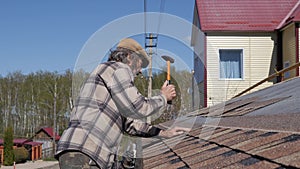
[35,127,61,141]
[0,139,42,164]
[33,127,60,158]
[196,0,298,32]
[192,0,300,107]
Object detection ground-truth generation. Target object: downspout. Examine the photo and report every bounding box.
[296,23,299,76]
[204,34,207,107]
[276,31,283,82]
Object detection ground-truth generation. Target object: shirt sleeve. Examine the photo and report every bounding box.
[123,117,162,137]
[109,66,167,119]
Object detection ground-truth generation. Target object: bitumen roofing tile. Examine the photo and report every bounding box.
[222,160,281,169]
[145,155,179,168]
[148,161,187,169]
[189,127,228,139]
[219,130,264,147]
[189,152,250,169]
[208,129,245,143]
[143,128,300,168]
[257,139,300,161]
[171,138,202,154]
[275,151,300,168]
[173,141,215,159]
[143,77,300,168]
[246,133,292,154]
[182,147,233,166]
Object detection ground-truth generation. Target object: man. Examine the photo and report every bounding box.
[55,38,189,169]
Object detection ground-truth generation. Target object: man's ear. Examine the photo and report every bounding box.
[127,53,132,60]
[126,54,133,65]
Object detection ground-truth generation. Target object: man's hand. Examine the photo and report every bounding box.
[160,80,176,101]
[158,127,190,138]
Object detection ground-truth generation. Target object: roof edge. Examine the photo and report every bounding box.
[277,0,300,29]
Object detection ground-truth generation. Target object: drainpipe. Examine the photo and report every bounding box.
[296,23,299,76]
[276,31,283,82]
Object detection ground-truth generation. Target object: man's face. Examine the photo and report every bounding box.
[134,58,143,76]
[128,55,143,77]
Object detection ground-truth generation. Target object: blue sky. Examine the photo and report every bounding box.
[0,0,195,77]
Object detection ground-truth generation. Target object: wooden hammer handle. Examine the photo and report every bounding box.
[167,61,171,81]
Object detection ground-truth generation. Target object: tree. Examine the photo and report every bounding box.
[0,68,194,138]
[0,70,73,138]
[3,126,15,166]
[133,66,194,124]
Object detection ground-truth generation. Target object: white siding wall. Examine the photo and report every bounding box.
[282,24,296,79]
[206,35,276,106]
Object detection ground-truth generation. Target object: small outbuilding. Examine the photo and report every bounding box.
[32,127,60,158]
[0,138,43,164]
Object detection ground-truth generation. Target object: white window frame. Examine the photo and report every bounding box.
[219,49,244,80]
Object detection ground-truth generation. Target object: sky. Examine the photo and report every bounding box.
[0,0,196,77]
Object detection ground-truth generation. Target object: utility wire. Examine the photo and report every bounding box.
[144,0,166,49]
[144,0,147,36]
[156,0,165,39]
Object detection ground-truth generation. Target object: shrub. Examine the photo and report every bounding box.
[43,157,57,161]
[3,126,15,166]
[13,147,29,163]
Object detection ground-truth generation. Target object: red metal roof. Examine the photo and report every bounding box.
[287,2,300,23]
[0,139,42,146]
[196,0,299,32]
[294,7,300,21]
[37,127,60,141]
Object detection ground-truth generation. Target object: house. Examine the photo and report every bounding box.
[0,139,42,164]
[142,76,300,168]
[32,127,60,158]
[191,0,300,107]
[0,127,60,164]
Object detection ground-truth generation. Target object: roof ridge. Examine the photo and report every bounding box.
[276,0,300,29]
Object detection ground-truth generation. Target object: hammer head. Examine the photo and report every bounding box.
[161,55,175,63]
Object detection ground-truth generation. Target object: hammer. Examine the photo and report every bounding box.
[161,55,175,104]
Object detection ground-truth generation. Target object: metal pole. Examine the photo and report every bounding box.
[147,34,153,123]
[147,33,153,98]
[53,79,57,156]
[191,70,195,111]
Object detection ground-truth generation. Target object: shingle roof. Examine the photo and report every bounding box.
[142,77,300,168]
[196,0,300,32]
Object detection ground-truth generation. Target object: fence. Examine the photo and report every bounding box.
[233,62,300,98]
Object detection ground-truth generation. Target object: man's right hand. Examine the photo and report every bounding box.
[160,80,176,101]
[159,127,190,138]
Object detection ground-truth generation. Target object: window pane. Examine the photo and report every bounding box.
[219,50,242,79]
[284,61,290,79]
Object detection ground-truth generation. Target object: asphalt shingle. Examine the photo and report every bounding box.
[143,77,300,168]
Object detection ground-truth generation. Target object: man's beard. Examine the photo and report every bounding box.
[129,63,141,77]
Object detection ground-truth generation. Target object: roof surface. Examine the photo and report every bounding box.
[286,2,300,24]
[196,0,299,32]
[142,77,300,168]
[0,139,42,146]
[36,127,60,141]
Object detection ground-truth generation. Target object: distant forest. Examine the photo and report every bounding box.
[0,68,194,138]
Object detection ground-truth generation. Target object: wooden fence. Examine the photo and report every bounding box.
[233,62,300,98]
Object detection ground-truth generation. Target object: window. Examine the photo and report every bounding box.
[219,49,243,79]
[284,61,290,79]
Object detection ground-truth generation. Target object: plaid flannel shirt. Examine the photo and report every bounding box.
[56,61,167,168]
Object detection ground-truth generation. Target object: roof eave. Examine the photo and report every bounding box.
[201,29,276,33]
